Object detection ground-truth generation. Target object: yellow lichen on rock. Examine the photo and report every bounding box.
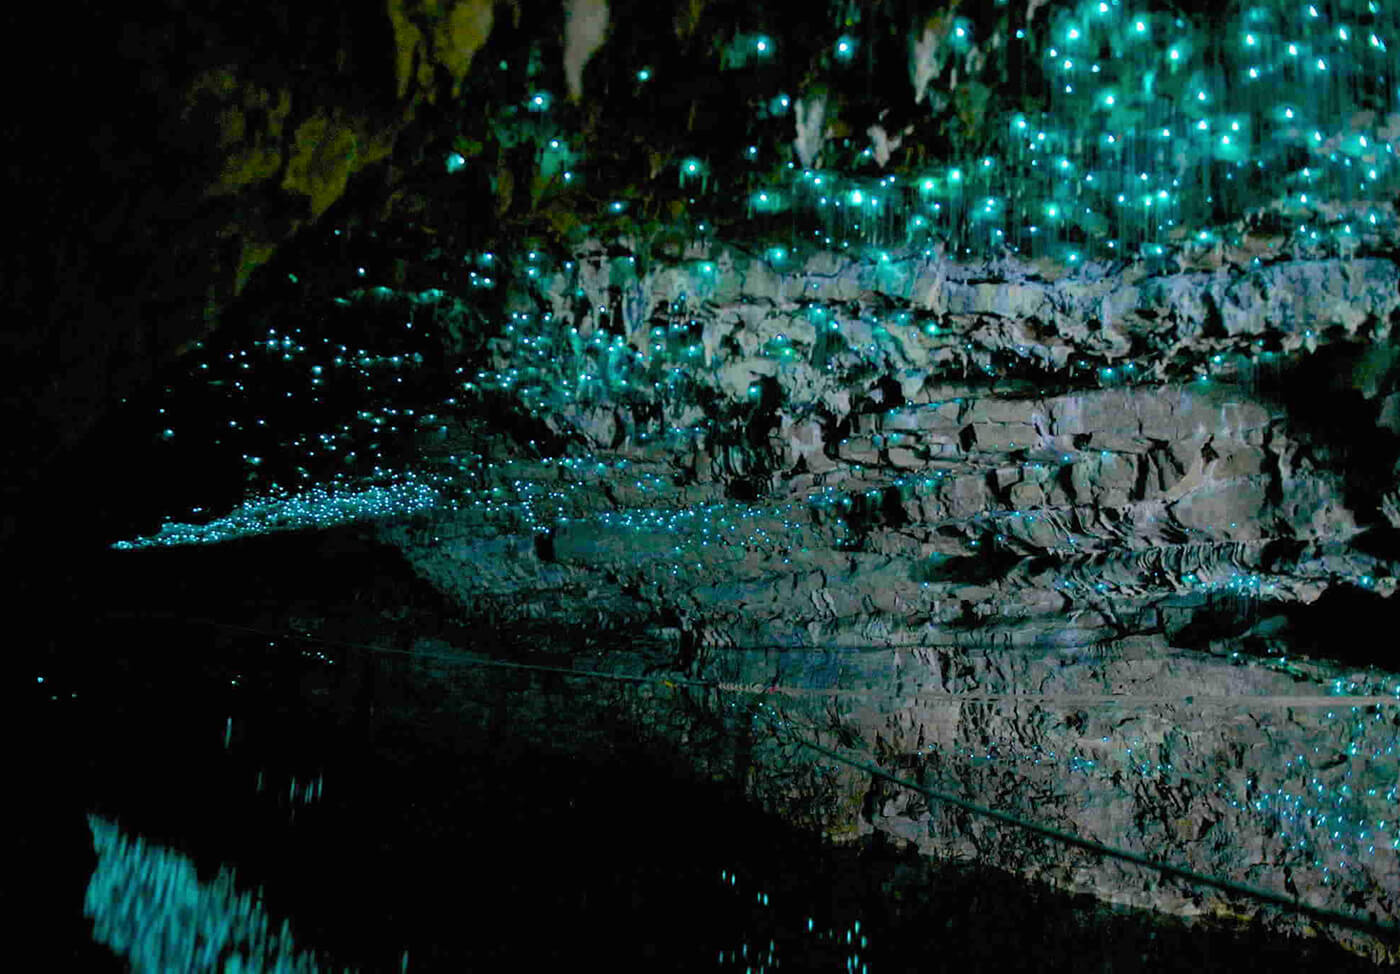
[182,66,239,111]
[234,238,278,296]
[216,106,246,149]
[281,111,394,220]
[387,0,426,101]
[282,112,357,218]
[434,0,495,98]
[674,0,705,41]
[191,74,294,197]
[389,0,495,103]
[217,143,285,195]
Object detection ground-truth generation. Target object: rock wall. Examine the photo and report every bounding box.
[366,242,1400,958]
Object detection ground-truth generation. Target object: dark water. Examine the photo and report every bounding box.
[11,529,876,971]
[7,525,1391,972]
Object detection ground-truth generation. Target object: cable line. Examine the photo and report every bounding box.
[170,615,1400,942]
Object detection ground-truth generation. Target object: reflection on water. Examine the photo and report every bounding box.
[86,815,325,973]
[83,809,879,973]
[21,532,1396,970]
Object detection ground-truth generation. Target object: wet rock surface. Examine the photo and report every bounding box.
[351,244,1400,961]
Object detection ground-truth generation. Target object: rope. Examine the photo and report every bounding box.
[149,614,1399,941]
[765,718,1398,940]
